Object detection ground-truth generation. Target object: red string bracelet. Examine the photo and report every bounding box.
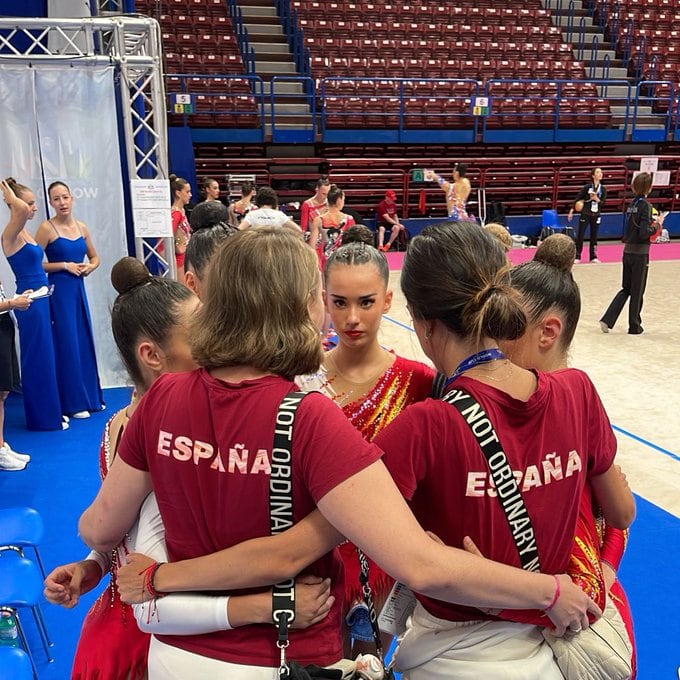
[139,561,167,600]
[544,575,561,612]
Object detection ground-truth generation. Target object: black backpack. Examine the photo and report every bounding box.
[486,201,507,226]
[539,226,555,241]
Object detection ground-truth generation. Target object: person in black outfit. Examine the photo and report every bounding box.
[600,172,657,335]
[567,167,606,263]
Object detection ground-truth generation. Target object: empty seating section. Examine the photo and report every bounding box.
[136,0,680,133]
[302,14,582,82]
[597,0,680,77]
[293,0,614,130]
[135,0,260,127]
[591,0,680,117]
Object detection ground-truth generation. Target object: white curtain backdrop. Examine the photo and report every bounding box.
[0,64,129,387]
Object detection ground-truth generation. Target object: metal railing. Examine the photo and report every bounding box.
[574,17,588,61]
[319,77,481,140]
[162,71,680,145]
[165,73,265,135]
[275,0,310,78]
[631,80,675,142]
[269,75,315,143]
[225,0,256,74]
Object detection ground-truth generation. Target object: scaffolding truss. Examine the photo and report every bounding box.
[0,15,174,277]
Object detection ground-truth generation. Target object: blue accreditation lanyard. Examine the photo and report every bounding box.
[444,348,507,392]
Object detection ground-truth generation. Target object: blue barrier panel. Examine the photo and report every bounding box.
[320,77,478,144]
[481,79,630,144]
[632,80,674,142]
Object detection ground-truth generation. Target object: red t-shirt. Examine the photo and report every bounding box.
[118,369,382,666]
[377,368,616,622]
[376,199,397,226]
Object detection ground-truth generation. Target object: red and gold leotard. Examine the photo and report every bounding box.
[71,410,150,680]
[329,355,435,603]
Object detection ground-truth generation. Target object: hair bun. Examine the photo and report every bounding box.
[169,174,178,182]
[111,257,151,295]
[5,177,16,184]
[534,234,576,272]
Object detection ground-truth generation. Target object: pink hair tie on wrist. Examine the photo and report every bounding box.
[544,575,561,612]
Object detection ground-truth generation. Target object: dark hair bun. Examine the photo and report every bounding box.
[111,257,151,295]
[190,200,228,231]
[169,174,178,182]
[5,177,16,184]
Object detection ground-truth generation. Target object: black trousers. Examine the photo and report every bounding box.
[601,252,649,333]
[575,212,601,260]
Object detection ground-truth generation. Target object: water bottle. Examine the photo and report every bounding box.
[0,611,18,647]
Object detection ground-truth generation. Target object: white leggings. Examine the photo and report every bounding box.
[394,602,563,680]
[148,636,279,680]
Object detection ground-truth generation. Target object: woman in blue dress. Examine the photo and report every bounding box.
[1,178,65,431]
[35,181,103,419]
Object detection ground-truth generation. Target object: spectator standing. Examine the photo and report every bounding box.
[302,178,330,245]
[376,190,407,252]
[170,175,192,283]
[0,278,30,470]
[600,172,658,335]
[35,180,104,419]
[1,178,64,431]
[202,178,221,203]
[567,167,607,263]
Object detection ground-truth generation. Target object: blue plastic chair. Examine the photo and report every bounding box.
[0,507,46,579]
[0,645,34,680]
[0,553,53,677]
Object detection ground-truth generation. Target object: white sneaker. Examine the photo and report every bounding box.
[355,654,384,680]
[62,415,70,424]
[600,322,610,334]
[591,258,601,263]
[2,442,30,463]
[71,411,90,419]
[574,259,581,264]
[61,421,69,430]
[0,446,27,471]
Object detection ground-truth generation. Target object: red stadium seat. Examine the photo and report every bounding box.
[365,98,386,128]
[325,97,345,128]
[344,97,366,127]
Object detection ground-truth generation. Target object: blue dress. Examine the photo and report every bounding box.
[6,242,63,430]
[45,222,103,415]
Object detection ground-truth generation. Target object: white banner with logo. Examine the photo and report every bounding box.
[0,64,128,387]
